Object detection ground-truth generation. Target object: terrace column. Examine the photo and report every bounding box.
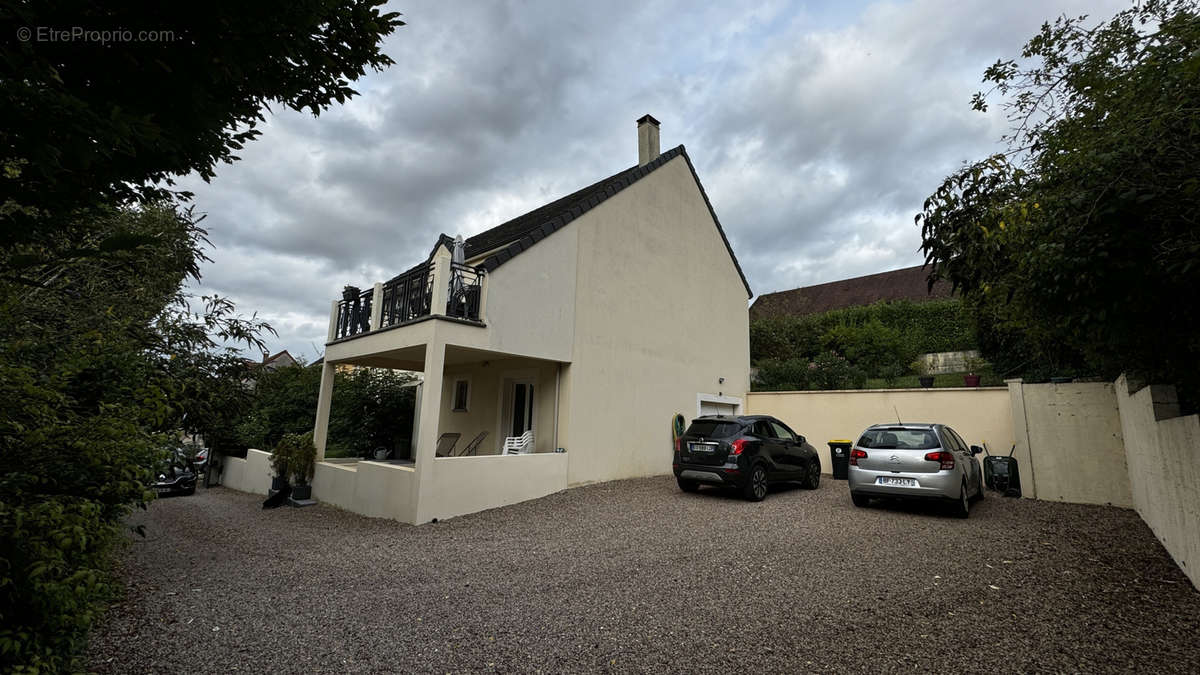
[369,282,383,330]
[312,361,335,461]
[411,340,445,523]
[430,247,452,317]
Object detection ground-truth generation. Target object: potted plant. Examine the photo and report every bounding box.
[911,359,934,388]
[963,356,985,387]
[269,436,293,492]
[288,432,317,501]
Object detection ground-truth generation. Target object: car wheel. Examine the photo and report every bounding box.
[743,465,768,502]
[953,480,970,518]
[851,492,870,507]
[677,477,699,493]
[803,460,820,489]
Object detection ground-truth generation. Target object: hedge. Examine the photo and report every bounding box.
[750,299,977,389]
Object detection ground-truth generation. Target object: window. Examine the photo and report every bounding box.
[769,421,795,442]
[752,420,777,438]
[857,428,939,450]
[452,379,470,412]
[947,428,969,453]
[685,421,742,438]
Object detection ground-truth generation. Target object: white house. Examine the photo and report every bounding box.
[224,116,752,523]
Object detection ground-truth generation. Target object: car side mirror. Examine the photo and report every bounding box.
[970,445,983,456]
[798,436,806,445]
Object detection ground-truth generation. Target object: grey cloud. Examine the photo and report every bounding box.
[183,0,1131,361]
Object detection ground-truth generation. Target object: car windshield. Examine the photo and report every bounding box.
[686,421,741,438]
[857,428,939,450]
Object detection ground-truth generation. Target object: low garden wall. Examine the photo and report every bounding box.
[218,448,272,495]
[424,453,569,523]
[311,460,416,523]
[1116,375,1200,588]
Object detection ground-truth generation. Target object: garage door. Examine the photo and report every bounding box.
[699,400,737,416]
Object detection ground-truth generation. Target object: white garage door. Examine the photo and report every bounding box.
[700,400,737,416]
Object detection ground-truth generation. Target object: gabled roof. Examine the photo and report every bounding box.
[396,145,751,298]
[749,265,954,320]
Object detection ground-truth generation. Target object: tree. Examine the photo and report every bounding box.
[0,1,404,261]
[0,204,272,672]
[917,0,1200,393]
[236,364,417,459]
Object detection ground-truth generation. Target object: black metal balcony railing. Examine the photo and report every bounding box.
[381,262,434,328]
[333,261,484,341]
[446,263,483,320]
[336,287,373,339]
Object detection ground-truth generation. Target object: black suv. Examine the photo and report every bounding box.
[673,415,821,501]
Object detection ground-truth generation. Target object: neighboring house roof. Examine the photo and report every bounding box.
[391,145,752,298]
[261,350,298,370]
[749,265,954,320]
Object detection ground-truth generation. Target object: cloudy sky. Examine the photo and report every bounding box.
[182,0,1126,362]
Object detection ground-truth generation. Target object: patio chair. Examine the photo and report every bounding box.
[434,432,461,457]
[456,431,489,457]
[503,430,534,455]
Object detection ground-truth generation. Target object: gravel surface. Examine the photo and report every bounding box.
[88,477,1200,673]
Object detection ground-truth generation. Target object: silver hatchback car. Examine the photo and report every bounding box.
[848,423,985,518]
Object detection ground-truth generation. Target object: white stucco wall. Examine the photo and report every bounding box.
[1009,380,1131,507]
[564,154,752,484]
[746,388,1014,478]
[310,460,416,523]
[477,224,577,362]
[218,448,272,495]
[426,453,569,522]
[1116,375,1200,588]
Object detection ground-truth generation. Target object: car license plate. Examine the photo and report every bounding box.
[688,442,715,453]
[153,486,172,493]
[877,477,916,487]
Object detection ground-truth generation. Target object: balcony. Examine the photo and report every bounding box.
[329,258,486,342]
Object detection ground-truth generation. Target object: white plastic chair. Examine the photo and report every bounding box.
[503,430,534,455]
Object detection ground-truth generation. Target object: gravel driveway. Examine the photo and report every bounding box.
[88,477,1199,673]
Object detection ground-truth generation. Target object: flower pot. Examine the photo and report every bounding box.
[918,376,935,388]
[291,483,312,500]
[271,475,289,491]
[963,374,981,387]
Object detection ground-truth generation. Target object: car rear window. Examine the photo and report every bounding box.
[686,421,742,438]
[857,428,939,450]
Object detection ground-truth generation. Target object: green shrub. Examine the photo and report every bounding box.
[753,351,867,391]
[750,299,977,378]
[287,432,317,485]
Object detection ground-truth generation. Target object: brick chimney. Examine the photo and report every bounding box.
[637,114,660,166]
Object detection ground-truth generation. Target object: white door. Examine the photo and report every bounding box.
[700,400,736,416]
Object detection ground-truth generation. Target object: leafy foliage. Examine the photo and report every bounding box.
[0,1,404,256]
[1,6,403,668]
[750,299,976,378]
[0,205,270,672]
[918,0,1200,393]
[236,365,417,460]
[755,352,869,391]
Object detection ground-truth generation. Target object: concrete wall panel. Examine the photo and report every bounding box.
[1116,375,1200,588]
[426,453,568,522]
[218,449,272,495]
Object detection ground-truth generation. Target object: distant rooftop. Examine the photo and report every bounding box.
[749,265,953,320]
